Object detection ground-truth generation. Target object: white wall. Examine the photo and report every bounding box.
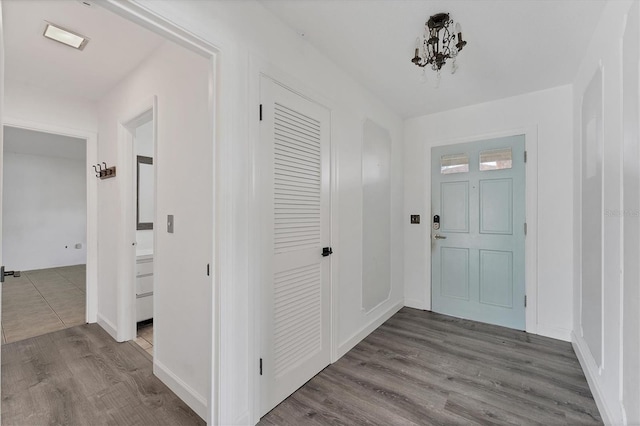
[404,84,573,341]
[132,1,404,424]
[4,80,98,132]
[95,40,211,419]
[3,80,97,271]
[3,77,99,324]
[571,1,639,424]
[2,147,86,271]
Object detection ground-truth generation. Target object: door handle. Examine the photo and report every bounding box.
[433,234,447,240]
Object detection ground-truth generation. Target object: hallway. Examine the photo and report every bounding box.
[1,323,204,425]
[260,308,602,425]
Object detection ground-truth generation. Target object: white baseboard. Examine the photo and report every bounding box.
[97,314,118,341]
[336,301,403,360]
[154,359,207,421]
[536,323,571,342]
[572,331,616,425]
[404,298,426,310]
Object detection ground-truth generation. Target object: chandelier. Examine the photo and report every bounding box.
[411,13,467,72]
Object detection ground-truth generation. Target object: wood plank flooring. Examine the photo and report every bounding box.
[260,308,602,425]
[2,323,204,426]
[2,265,86,343]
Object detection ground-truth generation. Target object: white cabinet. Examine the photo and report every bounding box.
[136,254,153,322]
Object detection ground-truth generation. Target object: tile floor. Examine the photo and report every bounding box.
[2,264,86,344]
[134,320,154,356]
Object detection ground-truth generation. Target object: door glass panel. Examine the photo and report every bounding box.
[479,148,512,171]
[440,153,469,174]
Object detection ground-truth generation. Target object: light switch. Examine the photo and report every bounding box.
[167,215,174,233]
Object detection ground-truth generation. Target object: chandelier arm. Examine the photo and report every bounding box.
[412,13,466,72]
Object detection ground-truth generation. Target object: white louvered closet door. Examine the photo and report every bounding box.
[259,77,331,416]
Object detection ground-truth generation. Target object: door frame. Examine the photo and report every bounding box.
[426,126,539,335]
[248,58,338,424]
[2,117,99,324]
[115,98,156,343]
[97,1,222,424]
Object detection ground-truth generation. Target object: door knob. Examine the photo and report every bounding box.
[433,234,447,240]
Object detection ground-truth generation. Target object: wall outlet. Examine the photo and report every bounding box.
[410,214,420,224]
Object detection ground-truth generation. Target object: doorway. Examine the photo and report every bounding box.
[1,0,219,421]
[128,110,155,357]
[431,135,526,330]
[1,126,90,343]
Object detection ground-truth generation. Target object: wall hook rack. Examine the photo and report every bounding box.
[93,162,116,179]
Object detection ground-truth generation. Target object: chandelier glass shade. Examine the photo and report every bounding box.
[411,13,466,72]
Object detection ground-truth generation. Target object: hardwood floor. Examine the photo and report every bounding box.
[2,323,204,426]
[1,307,600,425]
[260,308,602,425]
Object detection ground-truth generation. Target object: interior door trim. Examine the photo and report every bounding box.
[2,116,99,325]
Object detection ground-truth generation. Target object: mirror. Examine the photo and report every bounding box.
[137,155,153,230]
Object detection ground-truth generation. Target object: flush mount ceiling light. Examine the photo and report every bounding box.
[411,13,467,74]
[43,22,89,50]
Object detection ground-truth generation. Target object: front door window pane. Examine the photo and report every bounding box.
[441,153,469,174]
[480,148,513,171]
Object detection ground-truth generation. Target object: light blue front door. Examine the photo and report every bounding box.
[431,135,525,330]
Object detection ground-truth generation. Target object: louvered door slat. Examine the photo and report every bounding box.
[275,108,321,129]
[275,162,321,176]
[275,179,319,189]
[275,318,321,359]
[275,288,321,322]
[275,124,321,143]
[275,220,320,226]
[274,276,319,297]
[275,133,321,153]
[272,100,323,376]
[275,232,321,241]
[260,77,330,416]
[275,119,321,140]
[276,228,322,235]
[273,264,321,376]
[275,141,321,160]
[275,198,320,205]
[275,236,321,245]
[275,191,320,199]
[274,103,321,254]
[275,106,321,130]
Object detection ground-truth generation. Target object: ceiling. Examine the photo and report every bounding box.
[4,126,85,160]
[260,0,607,118]
[3,0,166,102]
[2,1,607,118]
